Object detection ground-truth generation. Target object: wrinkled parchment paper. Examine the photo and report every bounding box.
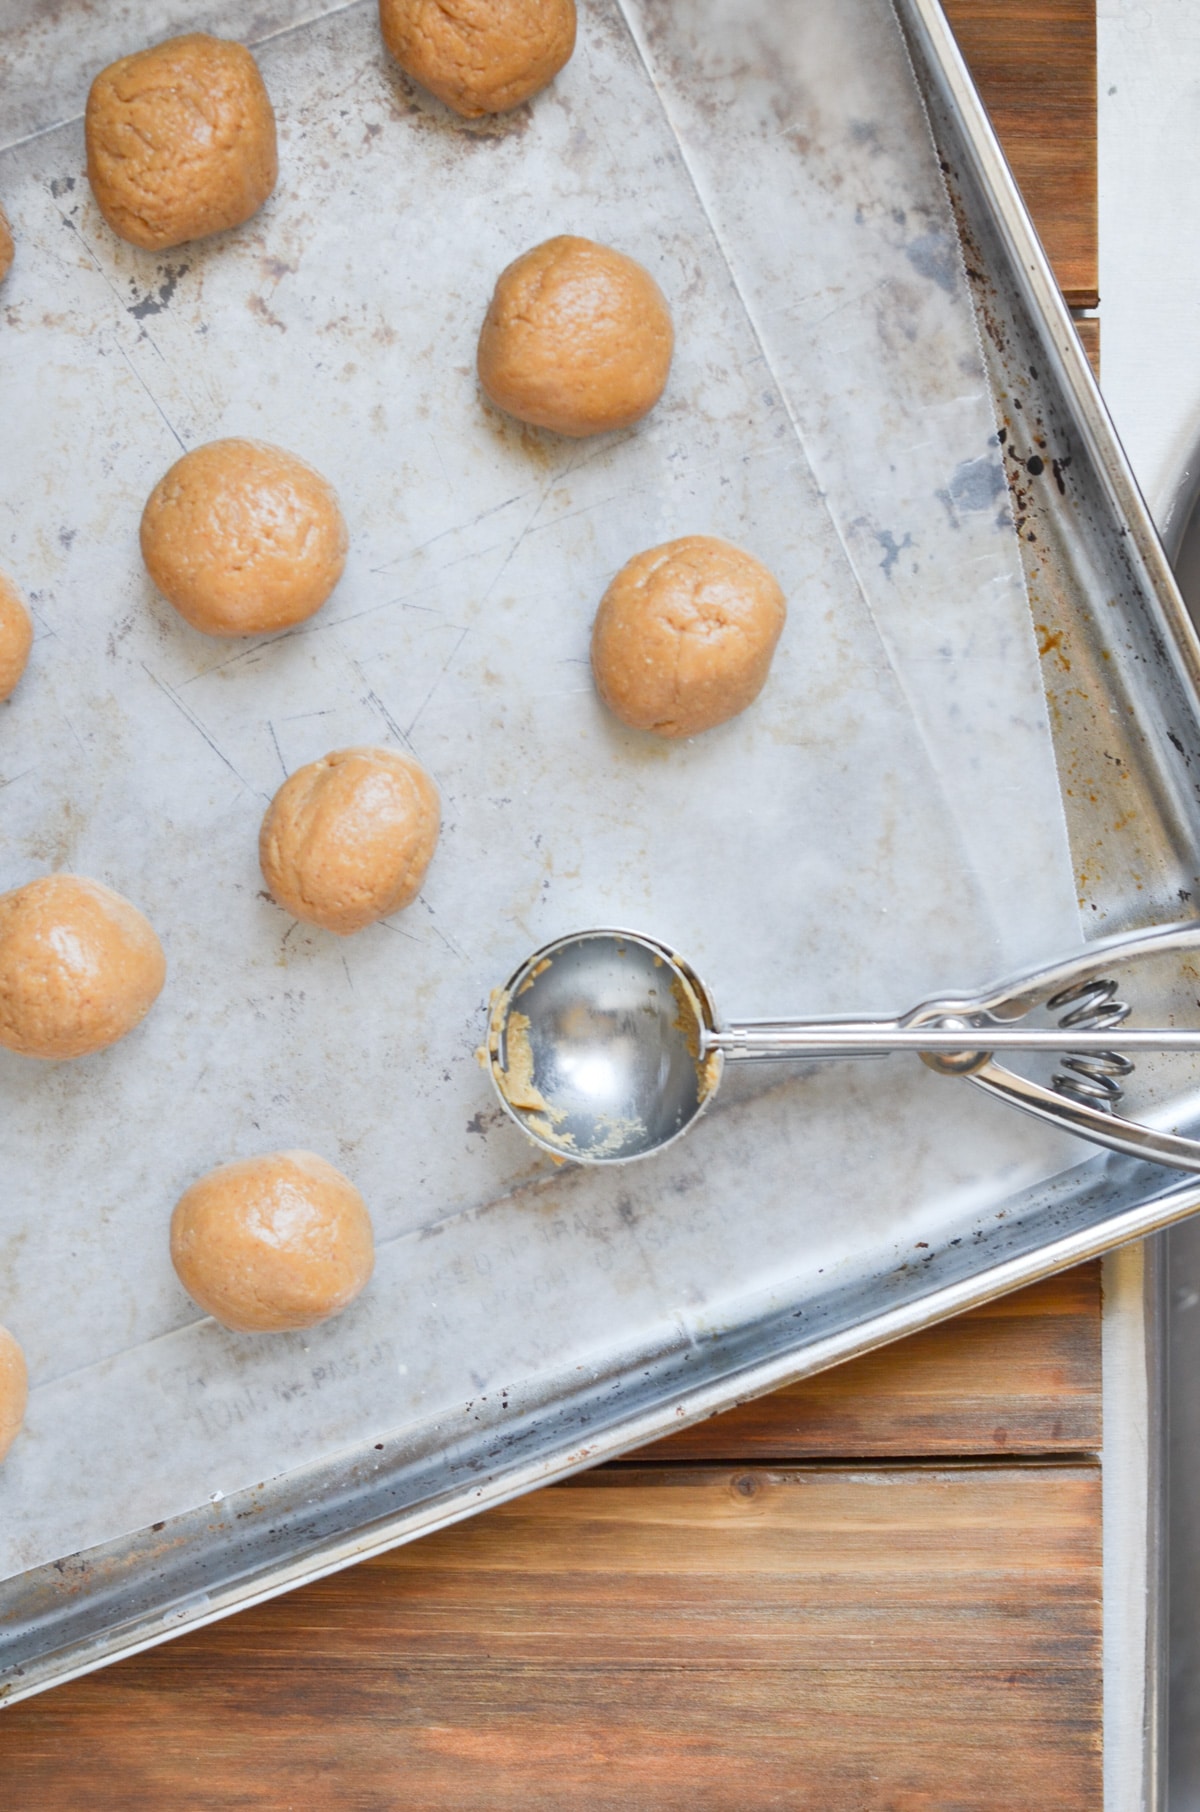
[0,0,1079,1578]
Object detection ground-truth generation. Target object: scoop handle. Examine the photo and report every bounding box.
[967,1059,1200,1174]
[713,1022,1200,1057]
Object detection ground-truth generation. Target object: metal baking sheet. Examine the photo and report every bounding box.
[2,0,1200,1703]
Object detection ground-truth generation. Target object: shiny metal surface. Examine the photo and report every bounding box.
[1158,450,1200,1811]
[486,930,722,1164]
[1050,978,1135,1110]
[5,0,1200,1725]
[1169,1215,1200,1809]
[490,922,1200,1168]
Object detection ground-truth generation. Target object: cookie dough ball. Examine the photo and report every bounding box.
[140,439,348,637]
[261,746,440,935]
[0,1326,27,1464]
[0,572,33,701]
[86,34,277,251]
[477,235,674,437]
[171,1151,375,1333]
[380,0,575,117]
[591,536,787,738]
[0,204,13,283]
[0,875,166,1059]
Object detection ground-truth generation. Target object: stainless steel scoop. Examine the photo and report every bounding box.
[484,921,1200,1171]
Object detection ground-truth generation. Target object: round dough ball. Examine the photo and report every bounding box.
[170,1151,375,1333]
[85,34,277,251]
[0,874,166,1059]
[0,1326,28,1464]
[380,0,575,118]
[260,746,440,935]
[591,535,787,739]
[477,235,674,437]
[140,439,348,638]
[0,571,33,701]
[0,204,13,283]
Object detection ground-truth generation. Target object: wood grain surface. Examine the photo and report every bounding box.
[1,1466,1102,1811]
[943,0,1098,307]
[640,1265,1101,1461]
[1077,312,1101,379]
[0,8,1105,1807]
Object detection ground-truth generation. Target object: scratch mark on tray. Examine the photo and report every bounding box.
[428,432,459,508]
[344,657,417,754]
[425,913,468,964]
[49,207,188,449]
[376,916,424,943]
[250,0,365,57]
[369,535,515,596]
[267,721,288,779]
[555,429,638,478]
[370,491,534,575]
[478,453,579,612]
[316,565,487,647]
[54,708,88,758]
[1,115,83,158]
[179,625,310,686]
[785,283,879,330]
[406,626,470,738]
[115,340,187,455]
[341,954,354,993]
[0,766,38,792]
[320,592,427,634]
[142,663,253,791]
[521,485,646,538]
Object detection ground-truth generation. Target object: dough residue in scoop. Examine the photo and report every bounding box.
[495,1008,562,1117]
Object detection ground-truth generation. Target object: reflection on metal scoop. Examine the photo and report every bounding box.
[485,930,721,1164]
[486,922,1200,1172]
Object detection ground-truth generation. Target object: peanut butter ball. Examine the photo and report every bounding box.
[170,1151,375,1333]
[260,746,440,935]
[86,34,277,251]
[140,439,348,638]
[380,0,575,117]
[591,536,787,738]
[477,235,674,437]
[0,874,165,1059]
[0,571,33,701]
[0,1326,27,1464]
[0,204,13,283]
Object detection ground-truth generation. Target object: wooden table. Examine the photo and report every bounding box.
[0,6,1104,1805]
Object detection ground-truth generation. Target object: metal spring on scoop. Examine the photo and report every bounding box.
[1047,977,1134,1113]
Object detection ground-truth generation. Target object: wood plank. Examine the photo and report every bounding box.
[944,0,1098,306]
[1076,312,1100,379]
[0,1465,1102,1811]
[637,1264,1101,1460]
